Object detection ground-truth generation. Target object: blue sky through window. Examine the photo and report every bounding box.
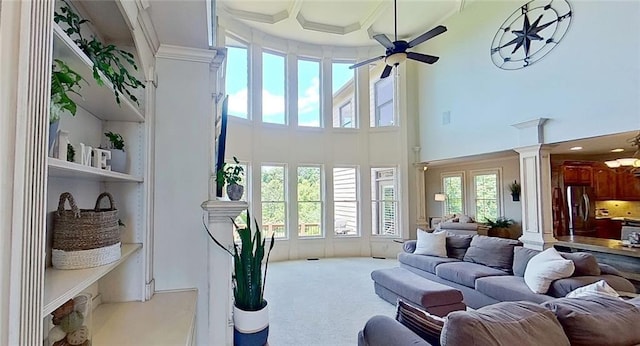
[226,46,248,118]
[298,59,320,127]
[262,52,285,124]
[332,63,353,94]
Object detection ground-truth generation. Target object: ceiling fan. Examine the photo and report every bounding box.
[349,0,447,79]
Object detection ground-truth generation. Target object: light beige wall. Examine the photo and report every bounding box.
[422,153,522,238]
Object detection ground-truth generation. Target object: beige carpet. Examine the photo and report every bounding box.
[264,257,398,346]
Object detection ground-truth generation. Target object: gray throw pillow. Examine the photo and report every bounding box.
[441,301,569,346]
[512,246,540,277]
[463,235,520,273]
[445,234,473,260]
[559,252,601,276]
[543,296,640,346]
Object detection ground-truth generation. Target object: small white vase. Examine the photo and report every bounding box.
[109,149,127,173]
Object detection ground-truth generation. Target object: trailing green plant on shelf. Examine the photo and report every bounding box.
[484,216,514,229]
[54,1,144,106]
[104,131,125,151]
[50,59,85,123]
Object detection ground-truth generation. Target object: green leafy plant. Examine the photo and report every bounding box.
[104,131,125,151]
[508,180,521,195]
[54,1,144,106]
[216,157,245,191]
[484,216,514,229]
[204,212,275,311]
[50,59,85,123]
[66,143,75,162]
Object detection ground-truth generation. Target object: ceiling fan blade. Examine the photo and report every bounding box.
[349,56,385,69]
[380,65,393,79]
[407,25,447,48]
[406,52,439,64]
[373,34,395,50]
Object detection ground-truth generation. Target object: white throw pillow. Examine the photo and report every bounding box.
[524,248,575,294]
[566,280,620,299]
[458,214,473,223]
[414,229,447,257]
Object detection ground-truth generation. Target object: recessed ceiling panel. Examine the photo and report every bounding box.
[298,1,372,27]
[219,0,291,16]
[370,1,455,39]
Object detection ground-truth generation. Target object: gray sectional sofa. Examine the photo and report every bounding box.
[397,234,636,309]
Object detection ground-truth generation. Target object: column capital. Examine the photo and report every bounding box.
[201,200,248,222]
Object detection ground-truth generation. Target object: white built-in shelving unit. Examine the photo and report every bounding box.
[42,1,196,344]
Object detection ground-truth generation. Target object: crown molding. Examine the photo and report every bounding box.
[156,44,221,63]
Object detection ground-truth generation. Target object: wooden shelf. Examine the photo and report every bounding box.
[48,158,143,182]
[92,290,197,346]
[52,24,144,123]
[42,243,142,317]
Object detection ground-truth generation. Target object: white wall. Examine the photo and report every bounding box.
[154,55,211,346]
[417,0,640,162]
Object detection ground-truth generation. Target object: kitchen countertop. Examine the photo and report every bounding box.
[555,236,640,258]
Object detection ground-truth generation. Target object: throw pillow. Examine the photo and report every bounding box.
[396,300,444,346]
[542,296,640,346]
[565,280,620,299]
[462,235,520,273]
[445,234,473,260]
[559,252,601,276]
[414,229,447,257]
[512,246,540,277]
[524,248,575,294]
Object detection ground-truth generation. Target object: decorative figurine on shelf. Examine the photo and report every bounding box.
[104,131,126,173]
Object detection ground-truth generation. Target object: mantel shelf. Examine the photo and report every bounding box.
[48,158,143,182]
[52,24,144,123]
[42,243,142,317]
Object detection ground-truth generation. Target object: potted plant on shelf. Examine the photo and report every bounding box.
[508,180,521,201]
[484,216,515,239]
[204,211,275,346]
[104,131,126,173]
[54,1,144,106]
[50,59,84,152]
[217,157,245,201]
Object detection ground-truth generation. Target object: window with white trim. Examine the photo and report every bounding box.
[297,166,322,237]
[225,43,248,119]
[297,58,320,127]
[472,169,500,222]
[442,173,464,215]
[338,101,353,128]
[371,167,398,236]
[262,51,286,125]
[371,76,395,127]
[261,164,287,238]
[332,62,356,128]
[333,167,358,236]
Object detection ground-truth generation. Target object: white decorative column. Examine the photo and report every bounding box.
[512,118,555,250]
[201,200,248,346]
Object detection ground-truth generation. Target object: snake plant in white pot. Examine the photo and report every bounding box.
[204,211,275,346]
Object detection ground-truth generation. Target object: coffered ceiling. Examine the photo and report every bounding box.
[217,0,465,46]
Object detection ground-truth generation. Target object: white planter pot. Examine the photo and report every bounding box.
[109,149,127,173]
[233,303,269,334]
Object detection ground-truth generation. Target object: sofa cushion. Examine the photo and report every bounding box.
[435,262,508,288]
[475,276,556,304]
[415,229,447,257]
[462,235,519,273]
[559,252,601,276]
[360,315,430,346]
[599,263,623,277]
[524,248,575,294]
[542,296,640,346]
[547,274,637,298]
[398,253,460,275]
[440,301,570,346]
[395,300,444,345]
[512,246,539,277]
[439,222,478,231]
[445,234,473,260]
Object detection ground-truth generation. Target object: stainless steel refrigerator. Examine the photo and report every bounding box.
[566,186,596,236]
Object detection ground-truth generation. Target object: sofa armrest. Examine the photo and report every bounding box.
[359,315,432,346]
[403,240,417,253]
[598,263,623,277]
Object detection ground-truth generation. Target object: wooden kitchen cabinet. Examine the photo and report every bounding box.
[616,170,640,200]
[595,218,622,239]
[563,165,592,185]
[593,165,617,199]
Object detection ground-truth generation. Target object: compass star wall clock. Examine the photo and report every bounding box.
[490,0,572,70]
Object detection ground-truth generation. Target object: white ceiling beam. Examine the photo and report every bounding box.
[287,0,304,19]
[296,14,360,35]
[224,6,288,24]
[359,1,389,32]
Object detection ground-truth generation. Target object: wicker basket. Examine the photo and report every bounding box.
[52,192,121,269]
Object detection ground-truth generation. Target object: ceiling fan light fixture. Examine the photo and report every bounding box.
[386,52,407,66]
